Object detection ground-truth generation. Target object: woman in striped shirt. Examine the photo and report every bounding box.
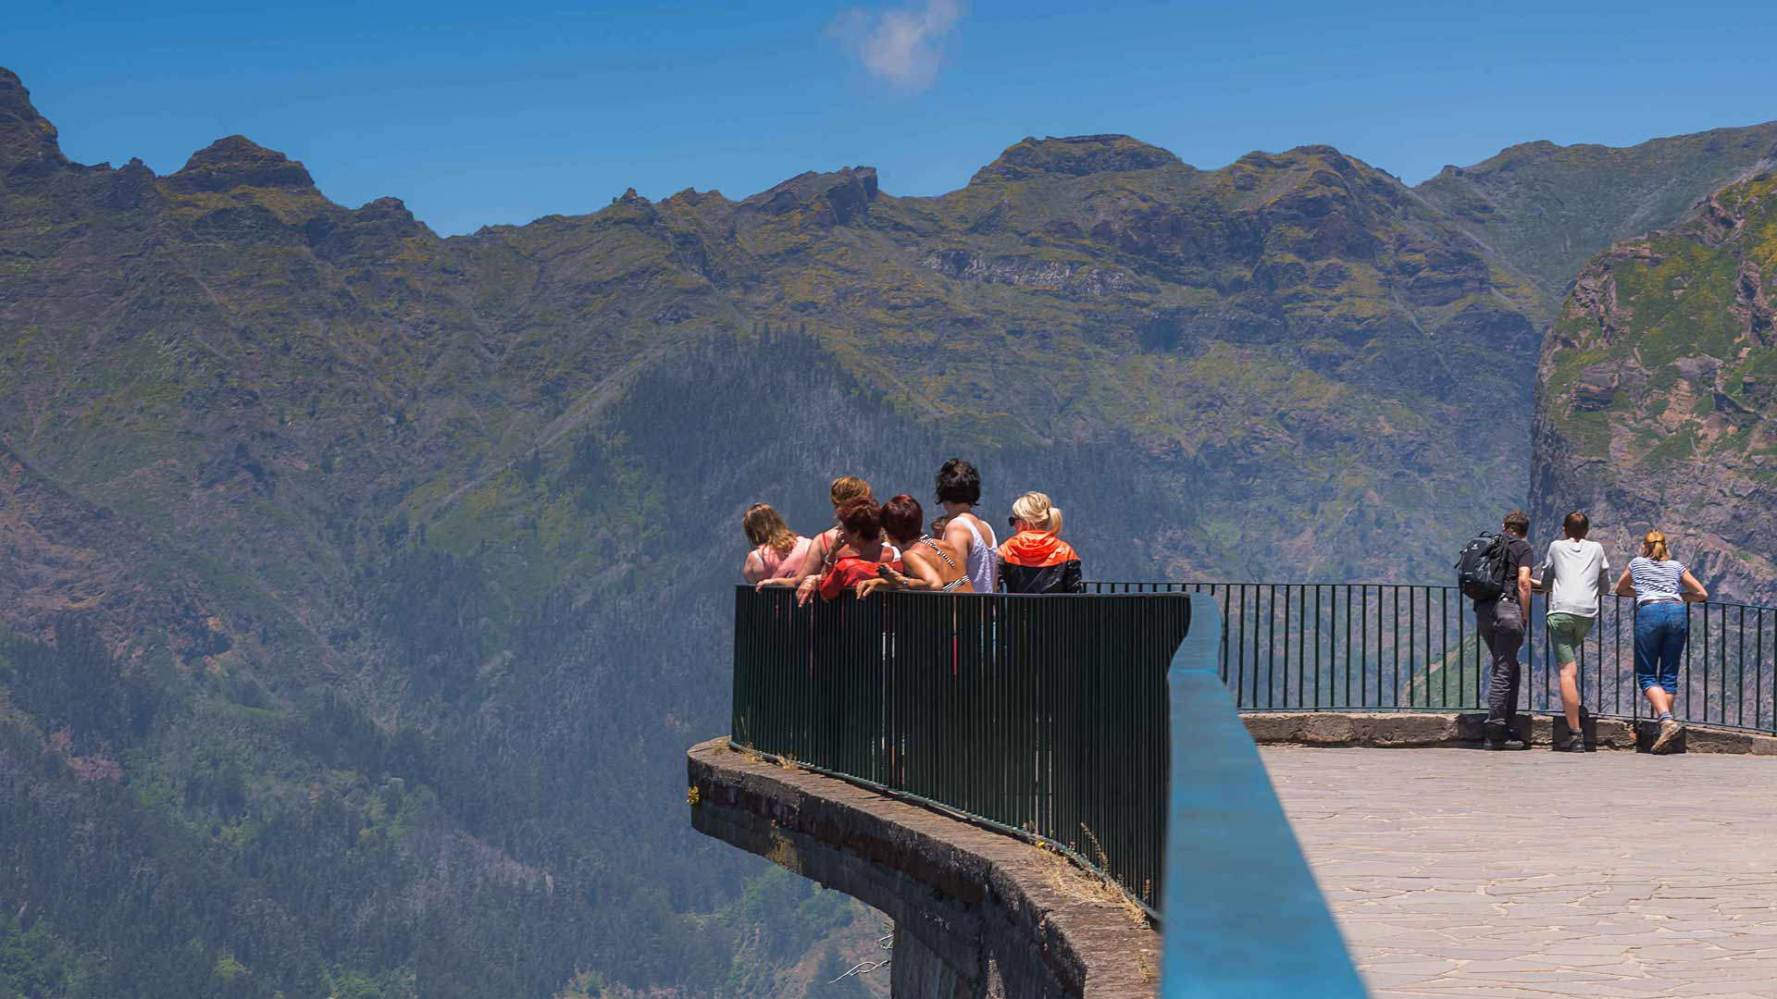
[1613,530,1709,753]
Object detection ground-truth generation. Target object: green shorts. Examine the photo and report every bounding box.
[1546,612,1594,666]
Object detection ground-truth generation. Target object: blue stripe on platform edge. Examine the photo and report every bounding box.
[1160,593,1369,998]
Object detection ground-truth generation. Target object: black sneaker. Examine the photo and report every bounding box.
[1496,732,1529,751]
[1554,733,1587,753]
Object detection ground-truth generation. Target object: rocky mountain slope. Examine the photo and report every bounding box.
[1533,168,1777,603]
[2,62,1771,996]
[1417,122,1777,305]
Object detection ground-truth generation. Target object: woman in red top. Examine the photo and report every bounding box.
[811,499,903,603]
[856,494,972,597]
[775,475,872,602]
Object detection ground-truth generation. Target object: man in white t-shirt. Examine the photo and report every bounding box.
[1539,511,1611,752]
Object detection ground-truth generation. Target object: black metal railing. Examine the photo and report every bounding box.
[1087,582,1777,733]
[726,584,1371,993]
[731,586,1189,910]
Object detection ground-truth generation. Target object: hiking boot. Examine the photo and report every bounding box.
[1482,721,1507,750]
[1482,722,1527,751]
[1651,718,1684,754]
[1554,733,1588,753]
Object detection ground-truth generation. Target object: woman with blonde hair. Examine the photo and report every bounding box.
[740,503,812,584]
[1614,529,1709,753]
[755,476,873,594]
[771,476,873,602]
[997,491,1083,594]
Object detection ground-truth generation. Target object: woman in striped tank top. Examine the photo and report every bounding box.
[855,494,972,597]
[1613,530,1709,753]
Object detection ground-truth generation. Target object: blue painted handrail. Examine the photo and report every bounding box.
[1160,593,1367,996]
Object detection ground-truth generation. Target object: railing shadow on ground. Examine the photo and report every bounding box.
[729,585,1367,997]
[1089,582,1777,733]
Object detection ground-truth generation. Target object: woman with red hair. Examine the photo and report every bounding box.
[857,494,971,597]
[807,499,903,604]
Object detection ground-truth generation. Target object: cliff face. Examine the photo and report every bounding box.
[1416,123,1777,306]
[1533,170,1777,602]
[2,60,1773,996]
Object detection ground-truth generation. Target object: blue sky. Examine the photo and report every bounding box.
[10,0,1776,235]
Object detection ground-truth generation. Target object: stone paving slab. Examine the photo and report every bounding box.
[1262,746,1777,998]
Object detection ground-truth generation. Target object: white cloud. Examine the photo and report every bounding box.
[831,0,964,93]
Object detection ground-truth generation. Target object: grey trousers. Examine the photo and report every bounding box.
[1476,599,1525,728]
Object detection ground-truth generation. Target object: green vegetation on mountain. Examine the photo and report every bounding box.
[2,61,1773,996]
[1533,169,1777,602]
[1416,123,1777,303]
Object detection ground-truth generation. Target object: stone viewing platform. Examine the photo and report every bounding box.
[688,737,1162,997]
[1267,745,1777,998]
[695,584,1777,997]
[694,727,1777,998]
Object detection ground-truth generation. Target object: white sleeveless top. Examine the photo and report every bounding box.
[956,515,998,593]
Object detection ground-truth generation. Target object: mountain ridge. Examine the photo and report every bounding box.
[1416,120,1777,304]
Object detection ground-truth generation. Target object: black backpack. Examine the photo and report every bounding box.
[1455,531,1510,601]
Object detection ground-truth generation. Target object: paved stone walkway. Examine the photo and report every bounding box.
[1262,746,1777,998]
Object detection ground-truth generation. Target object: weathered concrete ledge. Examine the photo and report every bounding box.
[687,738,1159,999]
[1242,711,1777,754]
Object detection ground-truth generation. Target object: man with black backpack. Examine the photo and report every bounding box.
[1458,511,1535,749]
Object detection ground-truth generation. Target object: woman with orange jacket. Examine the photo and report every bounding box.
[997,492,1083,594]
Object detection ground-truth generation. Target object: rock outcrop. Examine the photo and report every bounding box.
[1533,170,1777,602]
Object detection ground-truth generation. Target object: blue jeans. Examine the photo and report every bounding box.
[1634,602,1688,694]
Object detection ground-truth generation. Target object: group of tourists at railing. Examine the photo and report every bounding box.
[739,458,1086,602]
[1462,510,1710,754]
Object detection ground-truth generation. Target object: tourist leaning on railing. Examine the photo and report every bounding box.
[1539,511,1612,752]
[856,494,972,597]
[754,475,873,598]
[998,491,1084,594]
[740,503,812,584]
[1614,530,1710,754]
[812,499,903,603]
[1475,510,1535,751]
[935,458,999,593]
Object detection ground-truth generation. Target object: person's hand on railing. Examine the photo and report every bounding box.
[855,567,915,599]
[795,575,821,606]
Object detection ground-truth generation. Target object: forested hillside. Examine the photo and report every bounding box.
[1,62,1772,996]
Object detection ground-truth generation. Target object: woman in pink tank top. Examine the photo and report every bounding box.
[741,504,811,584]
